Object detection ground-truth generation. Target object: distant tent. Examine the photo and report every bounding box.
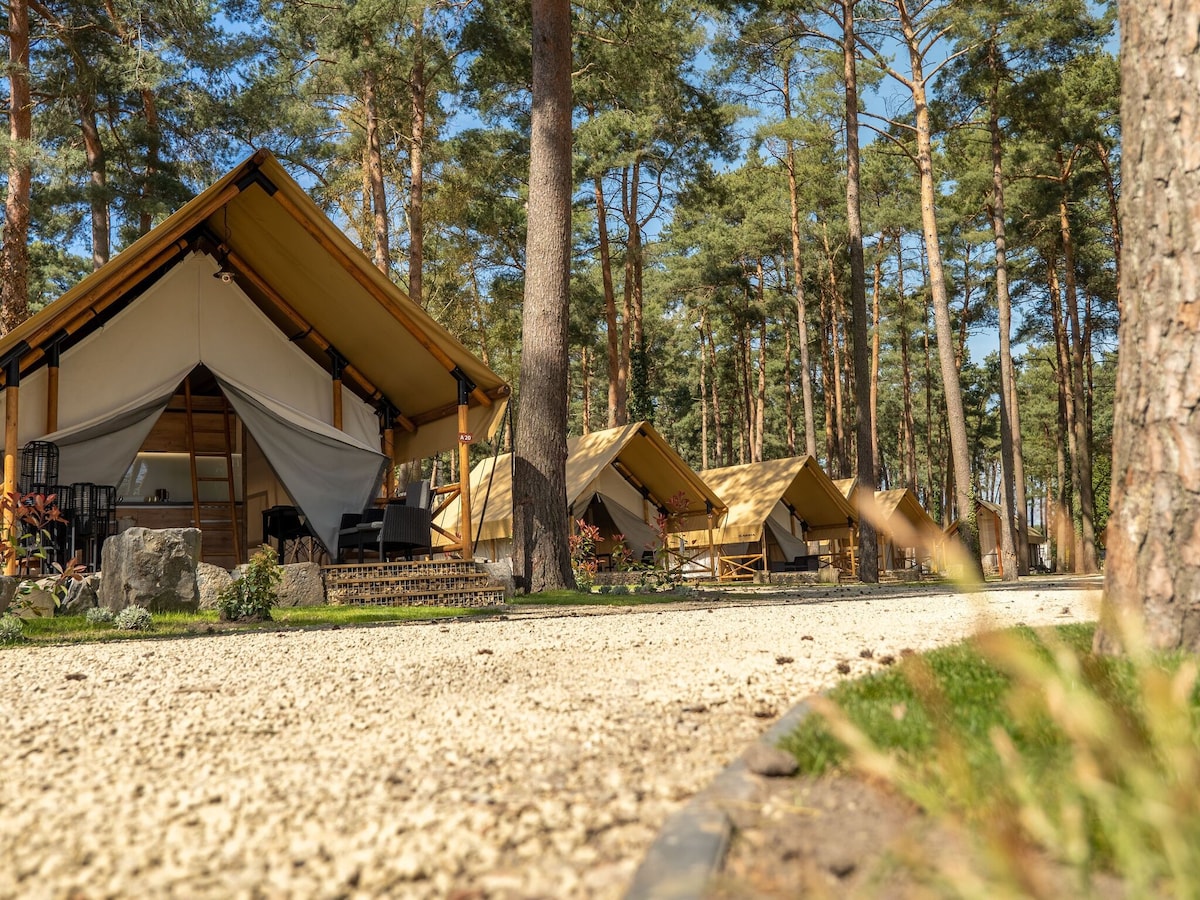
[433,422,726,567]
[834,479,943,572]
[682,457,857,580]
[0,150,507,566]
[946,498,1044,576]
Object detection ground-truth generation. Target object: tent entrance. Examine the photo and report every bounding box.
[183,370,242,566]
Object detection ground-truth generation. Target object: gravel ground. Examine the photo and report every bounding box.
[0,579,1101,899]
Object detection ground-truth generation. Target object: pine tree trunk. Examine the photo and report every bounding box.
[1057,174,1098,573]
[844,0,876,581]
[785,323,796,456]
[708,327,724,467]
[784,65,818,459]
[408,18,427,302]
[2,0,31,333]
[363,63,390,276]
[80,95,109,269]
[699,312,709,470]
[900,0,979,568]
[594,173,626,426]
[897,238,917,491]
[513,0,575,594]
[1096,0,1200,651]
[988,70,1020,582]
[1050,259,1084,570]
[755,262,767,464]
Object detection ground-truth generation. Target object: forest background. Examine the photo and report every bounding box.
[0,0,1119,575]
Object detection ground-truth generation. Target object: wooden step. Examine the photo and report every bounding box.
[326,584,506,608]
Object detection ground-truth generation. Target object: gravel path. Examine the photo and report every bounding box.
[0,580,1101,899]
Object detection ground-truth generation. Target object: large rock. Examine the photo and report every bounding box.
[0,576,17,616]
[476,560,516,600]
[10,578,57,619]
[98,527,201,613]
[278,563,325,607]
[60,574,101,615]
[196,562,235,610]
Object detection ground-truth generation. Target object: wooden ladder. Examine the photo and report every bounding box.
[184,378,242,566]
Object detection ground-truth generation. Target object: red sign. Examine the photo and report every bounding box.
[458,432,474,443]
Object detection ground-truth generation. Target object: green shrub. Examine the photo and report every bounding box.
[217,547,281,622]
[0,613,24,644]
[114,605,152,631]
[85,607,115,626]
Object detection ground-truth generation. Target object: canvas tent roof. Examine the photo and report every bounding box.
[433,422,726,547]
[0,151,507,552]
[947,499,1047,544]
[834,481,942,548]
[0,150,508,464]
[693,456,857,546]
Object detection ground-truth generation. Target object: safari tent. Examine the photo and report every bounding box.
[945,498,1048,576]
[682,457,858,581]
[833,479,943,573]
[433,422,727,568]
[0,150,507,570]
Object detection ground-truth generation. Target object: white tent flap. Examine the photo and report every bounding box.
[216,376,386,554]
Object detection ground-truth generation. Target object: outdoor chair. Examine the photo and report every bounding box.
[335,508,383,563]
[351,502,431,562]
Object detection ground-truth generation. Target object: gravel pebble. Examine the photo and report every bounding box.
[0,584,1100,899]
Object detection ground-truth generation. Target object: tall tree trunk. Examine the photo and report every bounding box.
[1096,0,1200,651]
[594,172,626,425]
[581,345,591,434]
[784,62,818,459]
[897,238,917,492]
[987,63,1020,582]
[755,260,767,463]
[513,0,575,593]
[408,14,427,302]
[707,327,724,467]
[1094,140,1122,317]
[1057,171,1098,573]
[820,283,838,470]
[363,62,390,275]
[899,0,980,569]
[624,160,648,420]
[79,95,110,269]
[2,0,32,333]
[699,312,709,470]
[1049,260,1083,570]
[844,0,877,581]
[785,323,796,455]
[870,239,882,484]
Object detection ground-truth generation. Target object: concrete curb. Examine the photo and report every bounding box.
[624,699,815,899]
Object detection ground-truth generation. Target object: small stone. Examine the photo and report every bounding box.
[64,672,86,681]
[744,744,799,777]
[836,662,851,674]
[879,655,896,666]
[859,648,874,659]
[775,655,794,665]
[801,635,814,641]
[477,648,493,655]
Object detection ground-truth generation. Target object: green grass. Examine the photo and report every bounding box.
[6,603,483,645]
[782,622,1200,889]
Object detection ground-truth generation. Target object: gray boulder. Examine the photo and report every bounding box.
[60,574,101,615]
[278,562,325,607]
[0,575,17,616]
[98,527,201,613]
[475,559,515,599]
[196,562,235,610]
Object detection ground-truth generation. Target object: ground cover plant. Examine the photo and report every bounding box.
[783,622,1200,895]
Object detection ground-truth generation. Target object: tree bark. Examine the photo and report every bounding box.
[513,0,576,594]
[784,62,818,459]
[80,96,110,269]
[1096,1,1200,652]
[898,0,980,569]
[363,62,390,275]
[408,11,426,303]
[844,0,877,581]
[594,173,626,425]
[1057,172,1098,573]
[2,0,32,333]
[988,64,1020,582]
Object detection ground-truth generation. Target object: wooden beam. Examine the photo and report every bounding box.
[457,403,474,561]
[408,384,510,429]
[4,382,17,575]
[268,188,495,408]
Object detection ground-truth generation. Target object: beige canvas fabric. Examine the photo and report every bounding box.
[682,456,857,548]
[433,422,725,550]
[0,150,507,464]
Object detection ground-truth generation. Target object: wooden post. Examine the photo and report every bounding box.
[382,423,396,499]
[327,349,346,430]
[45,338,60,434]
[453,368,475,561]
[4,357,20,575]
[706,501,716,579]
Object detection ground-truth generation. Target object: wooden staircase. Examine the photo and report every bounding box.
[321,560,507,608]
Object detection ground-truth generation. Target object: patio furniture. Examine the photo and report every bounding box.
[347,502,431,563]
